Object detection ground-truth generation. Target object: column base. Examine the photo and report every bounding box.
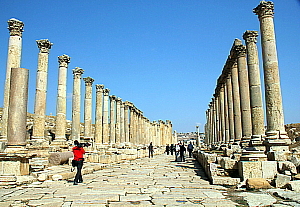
[5,145,27,153]
[51,140,68,148]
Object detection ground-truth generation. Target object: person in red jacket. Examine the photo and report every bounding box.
[72,140,85,185]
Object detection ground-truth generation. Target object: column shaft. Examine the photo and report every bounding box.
[95,84,104,145]
[2,19,24,141]
[71,67,84,141]
[55,55,70,142]
[83,77,94,141]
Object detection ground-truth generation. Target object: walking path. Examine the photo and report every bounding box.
[1,154,298,206]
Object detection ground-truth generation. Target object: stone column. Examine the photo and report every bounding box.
[32,39,53,141]
[219,85,226,143]
[229,50,243,143]
[243,30,265,142]
[225,72,235,143]
[254,1,289,142]
[233,40,252,146]
[124,102,130,143]
[223,83,230,144]
[120,102,125,143]
[94,84,104,145]
[83,77,94,142]
[71,67,84,141]
[115,97,122,144]
[109,95,116,144]
[54,54,70,144]
[1,18,24,141]
[6,68,29,151]
[102,89,110,144]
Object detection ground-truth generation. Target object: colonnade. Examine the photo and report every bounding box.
[205,1,290,150]
[0,18,175,151]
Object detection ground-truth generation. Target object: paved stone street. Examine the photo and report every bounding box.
[0,154,241,206]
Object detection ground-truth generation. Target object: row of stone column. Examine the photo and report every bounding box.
[205,1,290,149]
[1,18,174,150]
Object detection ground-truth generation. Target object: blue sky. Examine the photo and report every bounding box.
[0,1,299,133]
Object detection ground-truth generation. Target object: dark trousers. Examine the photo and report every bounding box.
[149,150,153,158]
[180,153,185,162]
[74,160,83,183]
[188,149,193,158]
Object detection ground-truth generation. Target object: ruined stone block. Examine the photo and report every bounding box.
[246,178,272,190]
[275,174,291,188]
[220,157,238,170]
[262,161,277,179]
[238,161,262,181]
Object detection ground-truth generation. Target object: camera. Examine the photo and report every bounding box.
[78,142,91,147]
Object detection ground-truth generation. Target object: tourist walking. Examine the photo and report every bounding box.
[179,143,186,162]
[165,144,170,155]
[72,140,85,185]
[170,144,174,155]
[148,142,154,158]
[187,142,194,158]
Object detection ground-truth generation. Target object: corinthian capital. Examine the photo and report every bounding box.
[36,39,53,53]
[58,54,71,67]
[253,1,274,19]
[103,88,110,96]
[233,45,247,58]
[243,30,258,43]
[83,77,94,86]
[7,18,24,37]
[72,67,84,78]
[96,84,105,92]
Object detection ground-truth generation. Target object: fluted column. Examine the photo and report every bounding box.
[6,68,29,151]
[83,77,94,142]
[102,89,110,144]
[233,41,252,145]
[94,84,104,145]
[223,83,230,143]
[124,103,130,143]
[32,39,53,141]
[71,67,84,141]
[55,54,70,143]
[254,1,289,141]
[230,56,243,143]
[115,97,122,144]
[120,102,125,143]
[243,30,265,141]
[109,95,116,144]
[1,18,24,141]
[219,85,226,143]
[226,73,235,143]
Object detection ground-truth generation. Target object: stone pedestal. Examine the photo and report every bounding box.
[0,153,32,175]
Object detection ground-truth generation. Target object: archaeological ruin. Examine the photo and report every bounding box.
[0,1,299,196]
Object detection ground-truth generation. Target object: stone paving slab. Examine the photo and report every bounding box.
[1,154,297,206]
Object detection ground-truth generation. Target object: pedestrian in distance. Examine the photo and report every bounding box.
[148,142,154,158]
[175,143,180,161]
[170,144,174,155]
[72,140,85,185]
[165,144,170,155]
[179,143,186,162]
[187,142,194,158]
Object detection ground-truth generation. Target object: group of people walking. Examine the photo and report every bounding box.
[165,141,194,162]
[73,141,195,185]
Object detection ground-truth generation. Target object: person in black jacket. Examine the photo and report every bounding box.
[148,142,154,158]
[179,143,186,162]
